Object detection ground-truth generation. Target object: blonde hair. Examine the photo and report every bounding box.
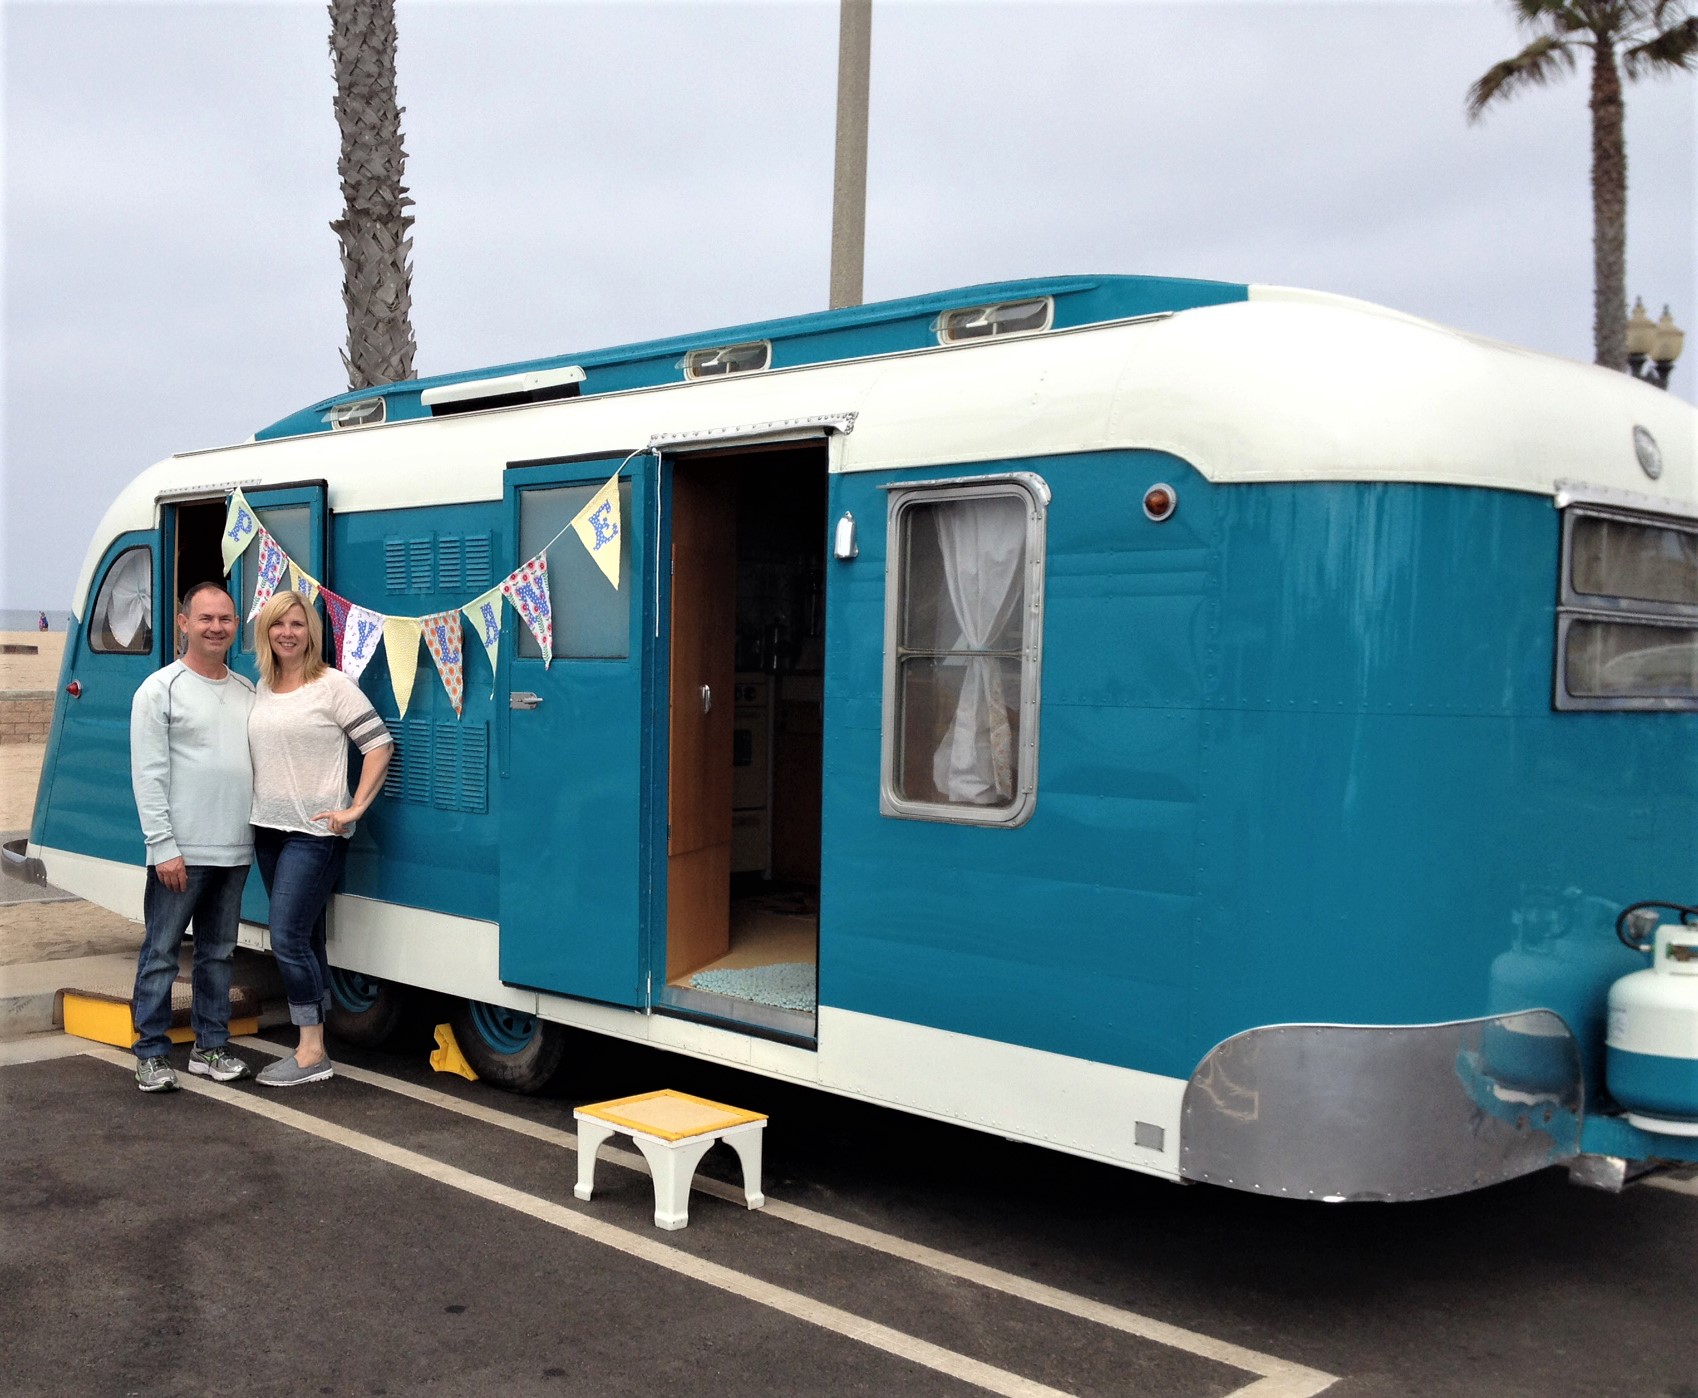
[255,590,329,689]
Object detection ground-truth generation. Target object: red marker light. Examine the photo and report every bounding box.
[1143,484,1177,522]
[65,680,82,699]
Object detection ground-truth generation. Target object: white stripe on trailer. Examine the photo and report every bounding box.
[233,1035,1337,1396]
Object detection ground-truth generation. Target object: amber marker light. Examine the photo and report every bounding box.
[1143,483,1177,521]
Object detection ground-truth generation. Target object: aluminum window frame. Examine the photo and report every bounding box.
[682,341,772,381]
[879,471,1048,826]
[1555,504,1698,711]
[87,545,155,656]
[934,297,1054,346]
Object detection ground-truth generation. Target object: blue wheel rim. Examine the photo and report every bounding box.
[468,1000,538,1056]
[330,967,382,1014]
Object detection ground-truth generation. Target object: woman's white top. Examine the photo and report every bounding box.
[249,669,392,838]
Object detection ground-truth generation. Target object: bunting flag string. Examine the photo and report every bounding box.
[421,610,466,717]
[462,586,504,699]
[500,555,554,666]
[222,488,258,575]
[319,589,353,661]
[570,473,623,589]
[220,463,634,715]
[383,617,423,718]
[248,531,287,620]
[340,604,385,682]
[286,560,320,606]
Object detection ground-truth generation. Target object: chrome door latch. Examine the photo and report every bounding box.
[700,684,713,714]
[509,691,543,710]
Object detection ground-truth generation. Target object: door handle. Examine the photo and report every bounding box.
[509,691,543,710]
[700,684,713,714]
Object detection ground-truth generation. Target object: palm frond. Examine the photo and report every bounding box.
[1467,34,1579,119]
[1622,14,1698,75]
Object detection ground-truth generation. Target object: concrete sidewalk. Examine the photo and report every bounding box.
[0,828,285,1043]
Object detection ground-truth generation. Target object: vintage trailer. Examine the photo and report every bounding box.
[12,274,1698,1200]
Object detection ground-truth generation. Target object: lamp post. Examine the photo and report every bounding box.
[1625,298,1685,389]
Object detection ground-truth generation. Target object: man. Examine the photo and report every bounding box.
[129,581,256,1092]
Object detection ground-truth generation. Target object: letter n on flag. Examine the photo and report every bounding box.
[501,555,554,666]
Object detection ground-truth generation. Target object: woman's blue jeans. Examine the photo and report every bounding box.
[254,826,347,1028]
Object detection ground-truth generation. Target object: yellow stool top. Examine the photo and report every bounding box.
[576,1089,766,1142]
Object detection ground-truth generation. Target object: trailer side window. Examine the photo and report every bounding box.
[1556,507,1698,710]
[882,475,1046,825]
[517,481,633,659]
[89,546,153,655]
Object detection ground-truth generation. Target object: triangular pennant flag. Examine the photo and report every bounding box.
[286,559,320,607]
[340,604,385,682]
[383,616,423,717]
[320,589,352,661]
[461,585,504,698]
[247,531,287,620]
[222,488,259,574]
[420,610,466,718]
[500,555,554,667]
[570,473,622,588]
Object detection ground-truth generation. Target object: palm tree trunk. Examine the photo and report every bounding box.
[329,0,417,390]
[1589,40,1628,371]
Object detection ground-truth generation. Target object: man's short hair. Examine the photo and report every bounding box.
[178,579,234,615]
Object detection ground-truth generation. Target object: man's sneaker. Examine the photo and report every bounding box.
[188,1046,250,1082]
[135,1057,178,1093]
[256,1054,334,1088]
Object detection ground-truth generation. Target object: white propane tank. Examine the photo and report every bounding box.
[1606,923,1698,1136]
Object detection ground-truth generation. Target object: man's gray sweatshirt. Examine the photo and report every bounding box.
[129,661,256,867]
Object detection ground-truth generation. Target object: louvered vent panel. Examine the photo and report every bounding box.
[408,539,434,591]
[384,542,408,593]
[403,719,432,803]
[438,536,463,594]
[380,718,405,798]
[464,533,494,589]
[460,725,489,813]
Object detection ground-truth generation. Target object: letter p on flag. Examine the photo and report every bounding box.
[570,474,622,588]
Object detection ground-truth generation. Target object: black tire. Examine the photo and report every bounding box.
[326,968,409,1048]
[449,998,567,1093]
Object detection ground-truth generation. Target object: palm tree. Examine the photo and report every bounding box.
[329,0,417,389]
[1467,2,1697,371]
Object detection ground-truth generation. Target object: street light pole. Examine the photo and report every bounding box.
[1625,297,1686,389]
[829,0,872,310]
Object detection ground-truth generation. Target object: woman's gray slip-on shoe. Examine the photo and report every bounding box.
[256,1054,335,1088]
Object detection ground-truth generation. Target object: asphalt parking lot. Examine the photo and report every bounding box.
[2,1020,1695,1398]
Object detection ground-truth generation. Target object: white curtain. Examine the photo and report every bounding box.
[930,498,1025,803]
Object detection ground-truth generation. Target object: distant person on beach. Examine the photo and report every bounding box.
[37,611,49,631]
[128,582,256,1093]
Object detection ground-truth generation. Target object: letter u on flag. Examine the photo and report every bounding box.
[222,488,259,574]
[500,556,554,667]
[570,473,622,588]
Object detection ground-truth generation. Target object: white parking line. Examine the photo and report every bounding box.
[231,1036,1337,1397]
[86,1046,1076,1398]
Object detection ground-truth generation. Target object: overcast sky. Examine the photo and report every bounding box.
[3,0,1694,611]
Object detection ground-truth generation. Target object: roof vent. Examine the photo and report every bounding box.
[421,365,586,416]
[325,397,386,429]
[937,297,1052,345]
[683,341,771,380]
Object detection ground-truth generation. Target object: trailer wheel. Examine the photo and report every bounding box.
[449,999,566,1093]
[327,968,408,1048]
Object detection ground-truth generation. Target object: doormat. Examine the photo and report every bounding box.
[688,961,816,1012]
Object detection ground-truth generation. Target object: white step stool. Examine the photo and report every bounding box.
[574,1089,768,1230]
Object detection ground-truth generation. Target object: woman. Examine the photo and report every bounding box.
[249,590,392,1086]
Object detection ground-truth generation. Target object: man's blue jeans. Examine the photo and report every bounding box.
[132,863,247,1060]
[254,826,347,1028]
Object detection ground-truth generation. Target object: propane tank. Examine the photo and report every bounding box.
[1606,922,1698,1136]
